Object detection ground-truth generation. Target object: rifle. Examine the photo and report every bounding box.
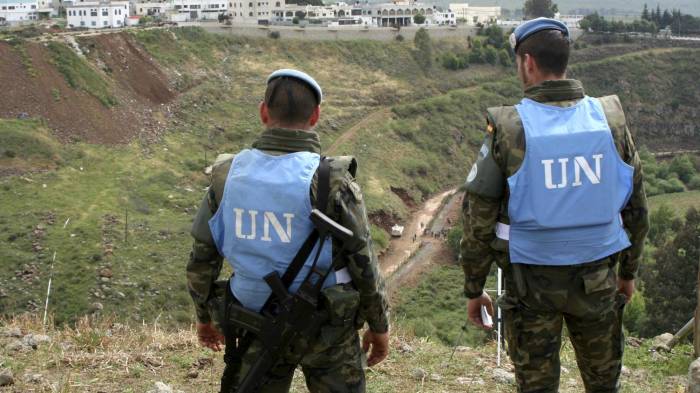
[225,208,354,393]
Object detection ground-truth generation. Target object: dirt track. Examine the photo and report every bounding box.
[326,107,392,155]
[384,190,462,299]
[379,188,456,278]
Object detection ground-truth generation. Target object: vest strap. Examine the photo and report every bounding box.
[495,222,510,241]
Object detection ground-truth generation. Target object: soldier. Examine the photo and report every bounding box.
[460,18,649,393]
[186,69,390,393]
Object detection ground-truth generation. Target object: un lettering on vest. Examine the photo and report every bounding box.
[233,208,295,243]
[541,154,603,189]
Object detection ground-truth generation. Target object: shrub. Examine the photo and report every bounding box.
[483,46,498,65]
[668,154,696,183]
[688,174,700,190]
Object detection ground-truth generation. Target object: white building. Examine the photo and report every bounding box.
[364,1,434,27]
[66,0,128,28]
[0,0,39,23]
[134,0,171,16]
[556,13,583,28]
[173,0,226,20]
[431,9,455,25]
[449,3,500,25]
[230,0,284,24]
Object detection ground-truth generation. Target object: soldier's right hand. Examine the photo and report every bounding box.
[196,322,225,352]
[467,292,494,330]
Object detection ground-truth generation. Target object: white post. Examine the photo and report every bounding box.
[497,267,503,367]
[43,251,56,327]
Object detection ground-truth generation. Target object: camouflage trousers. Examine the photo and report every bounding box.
[498,258,626,393]
[219,284,366,393]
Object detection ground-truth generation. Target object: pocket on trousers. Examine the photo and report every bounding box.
[582,266,615,295]
[321,284,361,327]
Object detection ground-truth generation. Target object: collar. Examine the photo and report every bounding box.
[252,128,322,155]
[524,79,585,103]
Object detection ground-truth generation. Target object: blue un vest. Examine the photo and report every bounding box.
[507,96,634,265]
[208,149,335,312]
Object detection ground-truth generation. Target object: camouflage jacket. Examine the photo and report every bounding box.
[460,79,650,299]
[186,127,390,333]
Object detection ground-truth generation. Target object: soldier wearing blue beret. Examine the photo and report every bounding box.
[461,18,649,393]
[187,69,390,392]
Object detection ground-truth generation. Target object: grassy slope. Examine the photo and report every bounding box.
[649,190,700,215]
[570,47,700,151]
[0,28,698,328]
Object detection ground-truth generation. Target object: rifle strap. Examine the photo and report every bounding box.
[279,155,330,288]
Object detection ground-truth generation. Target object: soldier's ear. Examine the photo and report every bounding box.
[260,101,270,126]
[308,105,321,127]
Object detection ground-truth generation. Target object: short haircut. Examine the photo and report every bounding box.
[264,77,318,125]
[516,29,570,76]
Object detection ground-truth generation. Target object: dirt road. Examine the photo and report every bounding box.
[384,191,463,299]
[378,188,457,278]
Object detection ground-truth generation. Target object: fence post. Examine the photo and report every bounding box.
[695,238,700,357]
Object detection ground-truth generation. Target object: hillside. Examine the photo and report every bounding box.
[0,28,699,327]
[1,28,699,392]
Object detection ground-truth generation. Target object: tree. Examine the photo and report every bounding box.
[498,48,512,66]
[669,154,696,183]
[661,9,672,28]
[524,0,557,18]
[642,208,700,336]
[483,24,506,48]
[642,3,650,21]
[413,13,426,24]
[655,4,662,24]
[483,46,498,65]
[413,28,433,71]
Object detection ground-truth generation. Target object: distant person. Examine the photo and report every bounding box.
[186,69,389,393]
[460,18,649,393]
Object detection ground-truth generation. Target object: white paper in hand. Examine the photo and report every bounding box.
[481,305,493,327]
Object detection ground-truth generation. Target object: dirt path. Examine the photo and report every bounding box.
[326,107,392,155]
[378,188,456,278]
[384,191,463,300]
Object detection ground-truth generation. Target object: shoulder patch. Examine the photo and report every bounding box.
[486,123,494,134]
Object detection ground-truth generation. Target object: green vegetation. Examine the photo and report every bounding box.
[394,264,489,346]
[0,119,61,162]
[524,0,558,19]
[440,26,513,70]
[640,208,699,336]
[46,41,117,107]
[570,48,700,150]
[0,27,698,336]
[413,28,433,71]
[639,150,699,196]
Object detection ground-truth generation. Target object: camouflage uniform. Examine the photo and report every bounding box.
[187,127,389,392]
[460,80,649,393]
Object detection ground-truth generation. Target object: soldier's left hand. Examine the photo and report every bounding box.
[467,292,494,330]
[197,322,225,352]
[617,278,635,303]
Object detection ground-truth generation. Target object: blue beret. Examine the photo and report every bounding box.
[266,69,323,104]
[509,17,570,51]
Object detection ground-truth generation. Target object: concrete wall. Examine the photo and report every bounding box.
[195,21,479,41]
